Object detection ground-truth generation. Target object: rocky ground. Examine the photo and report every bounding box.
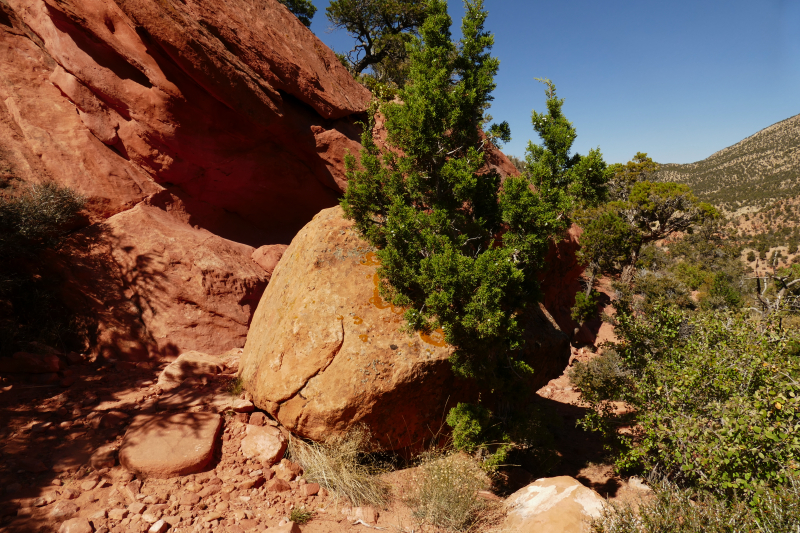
[0,288,651,533]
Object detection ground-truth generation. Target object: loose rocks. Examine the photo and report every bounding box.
[240,425,287,466]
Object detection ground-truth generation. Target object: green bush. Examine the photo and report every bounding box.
[591,476,800,533]
[571,305,800,498]
[445,400,556,472]
[571,289,601,324]
[747,250,756,262]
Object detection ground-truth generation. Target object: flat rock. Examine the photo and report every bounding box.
[119,413,222,478]
[0,353,63,374]
[157,351,225,391]
[240,425,287,466]
[500,476,606,533]
[50,501,78,520]
[58,517,93,533]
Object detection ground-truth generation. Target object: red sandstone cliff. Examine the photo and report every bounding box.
[0,0,571,360]
[0,0,370,358]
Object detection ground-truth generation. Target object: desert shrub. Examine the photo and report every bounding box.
[571,305,800,498]
[288,427,389,507]
[0,182,85,255]
[289,507,314,524]
[699,272,742,310]
[0,182,87,355]
[747,250,757,262]
[571,289,601,324]
[341,0,607,460]
[446,400,557,472]
[406,451,490,531]
[670,262,712,290]
[632,270,695,310]
[591,476,800,533]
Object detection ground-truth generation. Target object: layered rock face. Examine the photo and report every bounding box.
[0,0,370,358]
[239,207,570,450]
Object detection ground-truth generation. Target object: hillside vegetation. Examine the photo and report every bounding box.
[656,113,800,213]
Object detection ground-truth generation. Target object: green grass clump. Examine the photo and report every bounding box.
[406,451,492,532]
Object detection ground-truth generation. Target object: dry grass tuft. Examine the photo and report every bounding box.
[288,426,390,508]
[405,449,497,532]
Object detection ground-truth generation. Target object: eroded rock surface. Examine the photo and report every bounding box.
[239,207,570,450]
[500,476,606,533]
[0,0,370,359]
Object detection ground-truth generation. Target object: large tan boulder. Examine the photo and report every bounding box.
[500,476,606,533]
[239,207,569,450]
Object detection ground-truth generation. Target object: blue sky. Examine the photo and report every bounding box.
[308,0,799,165]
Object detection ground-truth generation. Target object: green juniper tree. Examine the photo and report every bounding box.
[278,0,317,27]
[327,0,428,86]
[341,0,608,462]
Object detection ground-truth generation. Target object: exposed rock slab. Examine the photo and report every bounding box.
[500,476,606,533]
[157,351,226,391]
[119,412,222,478]
[239,207,569,450]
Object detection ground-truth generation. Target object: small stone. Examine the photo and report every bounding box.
[274,459,302,481]
[239,476,265,490]
[57,517,93,533]
[302,483,320,496]
[34,493,57,506]
[62,488,81,500]
[232,399,255,413]
[90,445,118,469]
[346,506,378,525]
[81,480,99,491]
[179,493,201,506]
[108,508,129,520]
[265,522,300,532]
[149,519,170,533]
[240,425,287,466]
[128,502,146,514]
[265,479,291,493]
[52,479,63,486]
[90,509,108,519]
[248,412,267,426]
[50,501,79,520]
[100,410,130,428]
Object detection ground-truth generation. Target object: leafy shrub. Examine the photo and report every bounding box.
[699,272,742,310]
[571,305,800,498]
[670,261,712,290]
[591,476,800,533]
[747,250,756,262]
[406,451,490,531]
[288,427,389,507]
[633,270,695,310]
[571,289,601,324]
[289,507,314,524]
[446,400,557,472]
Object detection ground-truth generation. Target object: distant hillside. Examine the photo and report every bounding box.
[655,113,800,213]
